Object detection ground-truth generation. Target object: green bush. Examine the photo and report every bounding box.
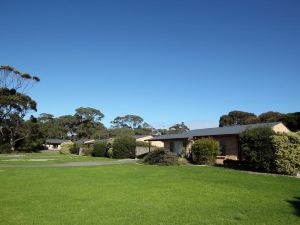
[191,138,220,165]
[271,133,300,175]
[0,143,12,154]
[60,142,74,154]
[92,141,108,157]
[240,127,276,172]
[112,136,136,159]
[143,148,179,165]
[70,143,80,155]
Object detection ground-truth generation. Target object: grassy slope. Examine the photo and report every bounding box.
[0,165,299,225]
[0,152,113,165]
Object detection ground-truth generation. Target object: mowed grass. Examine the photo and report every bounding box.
[0,152,113,165]
[0,165,299,225]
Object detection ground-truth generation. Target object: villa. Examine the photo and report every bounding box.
[147,122,290,161]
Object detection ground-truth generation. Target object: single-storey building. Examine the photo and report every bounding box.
[45,139,71,150]
[147,122,290,161]
[133,135,164,148]
[45,139,95,150]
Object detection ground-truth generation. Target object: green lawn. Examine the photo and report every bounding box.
[0,152,113,165]
[0,164,299,225]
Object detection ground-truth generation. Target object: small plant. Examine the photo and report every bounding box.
[93,141,108,157]
[143,148,179,166]
[191,138,220,165]
[112,136,136,159]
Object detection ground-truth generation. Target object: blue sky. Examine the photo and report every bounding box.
[1,0,299,129]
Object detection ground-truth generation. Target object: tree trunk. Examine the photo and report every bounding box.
[10,138,15,151]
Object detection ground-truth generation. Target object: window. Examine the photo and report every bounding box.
[219,141,226,156]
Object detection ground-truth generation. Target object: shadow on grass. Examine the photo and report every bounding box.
[287,197,300,217]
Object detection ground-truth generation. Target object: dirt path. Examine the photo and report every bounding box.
[0,159,137,168]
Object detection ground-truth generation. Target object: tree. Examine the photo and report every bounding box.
[75,107,104,123]
[74,107,106,139]
[57,115,78,138]
[37,113,67,139]
[110,127,135,137]
[0,90,37,150]
[219,111,258,127]
[0,65,40,151]
[281,112,300,132]
[259,111,284,123]
[169,122,189,134]
[0,65,40,94]
[111,115,144,129]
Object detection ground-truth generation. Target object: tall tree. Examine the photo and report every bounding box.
[111,115,144,129]
[75,107,104,123]
[219,111,258,127]
[168,122,190,134]
[258,111,284,123]
[0,65,40,94]
[0,82,39,150]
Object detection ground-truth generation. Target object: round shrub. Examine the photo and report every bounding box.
[112,136,136,159]
[92,141,108,157]
[60,142,74,154]
[191,138,220,165]
[143,148,179,165]
[240,127,276,172]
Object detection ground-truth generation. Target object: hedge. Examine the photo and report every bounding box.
[271,132,300,175]
[240,127,276,172]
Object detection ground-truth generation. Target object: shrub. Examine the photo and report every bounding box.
[240,127,276,172]
[112,136,136,159]
[0,143,11,154]
[143,148,179,165]
[271,133,300,175]
[191,138,220,165]
[70,143,80,155]
[92,141,108,157]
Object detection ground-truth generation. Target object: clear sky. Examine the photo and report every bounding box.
[1,0,299,129]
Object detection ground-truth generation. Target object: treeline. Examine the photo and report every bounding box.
[0,65,190,152]
[219,111,300,132]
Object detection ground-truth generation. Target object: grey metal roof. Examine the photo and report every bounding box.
[133,135,153,139]
[45,139,70,144]
[147,122,282,141]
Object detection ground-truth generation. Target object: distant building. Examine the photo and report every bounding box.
[45,139,71,150]
[133,135,164,148]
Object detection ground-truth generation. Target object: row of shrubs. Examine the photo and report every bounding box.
[60,136,137,159]
[240,127,300,175]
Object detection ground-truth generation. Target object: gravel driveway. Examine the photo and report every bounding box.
[0,159,137,168]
